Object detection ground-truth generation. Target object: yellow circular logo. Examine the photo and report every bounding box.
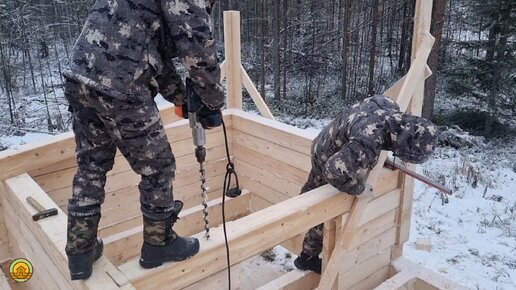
[9,258,33,283]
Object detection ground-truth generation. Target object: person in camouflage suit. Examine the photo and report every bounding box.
[63,0,224,280]
[294,95,438,274]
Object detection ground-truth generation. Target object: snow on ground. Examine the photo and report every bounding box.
[406,142,516,290]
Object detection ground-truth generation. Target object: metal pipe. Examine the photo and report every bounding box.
[384,159,452,196]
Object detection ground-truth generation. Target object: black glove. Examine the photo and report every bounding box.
[185,78,222,129]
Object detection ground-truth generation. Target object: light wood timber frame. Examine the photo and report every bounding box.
[0,4,465,290]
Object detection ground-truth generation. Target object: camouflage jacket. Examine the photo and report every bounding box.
[310,95,438,195]
[64,0,224,110]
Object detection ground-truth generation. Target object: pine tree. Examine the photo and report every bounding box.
[446,0,515,135]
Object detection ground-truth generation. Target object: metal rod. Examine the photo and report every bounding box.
[384,159,452,196]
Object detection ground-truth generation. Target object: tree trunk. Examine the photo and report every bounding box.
[423,0,446,119]
[272,0,281,100]
[341,0,353,100]
[367,0,380,96]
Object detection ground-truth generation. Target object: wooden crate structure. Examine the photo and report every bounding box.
[0,2,466,289]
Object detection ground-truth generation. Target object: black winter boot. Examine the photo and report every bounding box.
[68,238,104,280]
[294,252,322,274]
[139,201,200,269]
[66,212,103,280]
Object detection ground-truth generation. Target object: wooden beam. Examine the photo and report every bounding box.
[118,184,354,290]
[347,266,390,290]
[233,143,309,184]
[396,33,435,112]
[0,106,199,181]
[241,66,275,119]
[337,246,392,290]
[384,66,432,101]
[375,258,469,290]
[103,190,251,266]
[2,174,135,289]
[0,133,75,181]
[235,158,303,198]
[0,264,10,290]
[0,195,10,262]
[223,11,242,109]
[230,109,315,155]
[256,270,320,290]
[393,0,434,261]
[233,130,312,172]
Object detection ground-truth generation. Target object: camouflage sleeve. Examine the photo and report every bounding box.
[156,60,185,106]
[322,138,382,195]
[161,0,225,110]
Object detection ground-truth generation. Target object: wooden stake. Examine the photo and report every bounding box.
[223,11,242,109]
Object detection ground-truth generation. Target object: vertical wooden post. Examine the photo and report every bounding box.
[322,217,340,290]
[223,11,242,109]
[393,0,433,259]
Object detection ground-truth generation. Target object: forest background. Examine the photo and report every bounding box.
[0,0,514,141]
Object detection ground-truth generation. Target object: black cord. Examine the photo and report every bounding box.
[221,117,232,290]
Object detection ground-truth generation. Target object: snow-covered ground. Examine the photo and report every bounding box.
[406,142,516,290]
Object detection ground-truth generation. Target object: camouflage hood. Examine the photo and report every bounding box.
[386,113,438,164]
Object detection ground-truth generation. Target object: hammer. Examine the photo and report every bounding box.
[26,196,58,221]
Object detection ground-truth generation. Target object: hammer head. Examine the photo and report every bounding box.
[32,208,58,221]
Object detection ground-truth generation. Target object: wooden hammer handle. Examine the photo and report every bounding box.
[26,196,46,212]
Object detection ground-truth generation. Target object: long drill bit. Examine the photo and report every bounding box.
[199,161,210,239]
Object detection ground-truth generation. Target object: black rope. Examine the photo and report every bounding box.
[221,116,239,290]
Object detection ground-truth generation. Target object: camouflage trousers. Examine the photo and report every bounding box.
[300,168,328,257]
[64,79,176,254]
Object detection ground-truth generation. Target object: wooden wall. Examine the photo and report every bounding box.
[231,111,403,290]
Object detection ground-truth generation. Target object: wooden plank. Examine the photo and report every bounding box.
[396,33,435,113]
[118,184,354,290]
[317,189,399,289]
[223,11,242,109]
[256,270,319,290]
[103,190,251,266]
[34,130,229,194]
[375,272,416,290]
[233,130,312,172]
[0,195,10,262]
[0,264,11,290]
[241,66,275,119]
[93,159,229,229]
[349,265,390,290]
[322,218,338,290]
[1,106,207,181]
[3,174,135,290]
[0,132,75,181]
[388,258,469,290]
[393,0,434,262]
[231,110,315,155]
[249,193,274,212]
[337,246,392,290]
[50,155,228,215]
[235,158,303,198]
[339,227,397,274]
[240,175,291,205]
[384,66,432,101]
[182,261,242,290]
[233,143,309,184]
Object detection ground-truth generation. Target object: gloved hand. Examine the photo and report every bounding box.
[185,78,222,129]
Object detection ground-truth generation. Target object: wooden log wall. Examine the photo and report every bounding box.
[231,110,403,290]
[28,116,232,240]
